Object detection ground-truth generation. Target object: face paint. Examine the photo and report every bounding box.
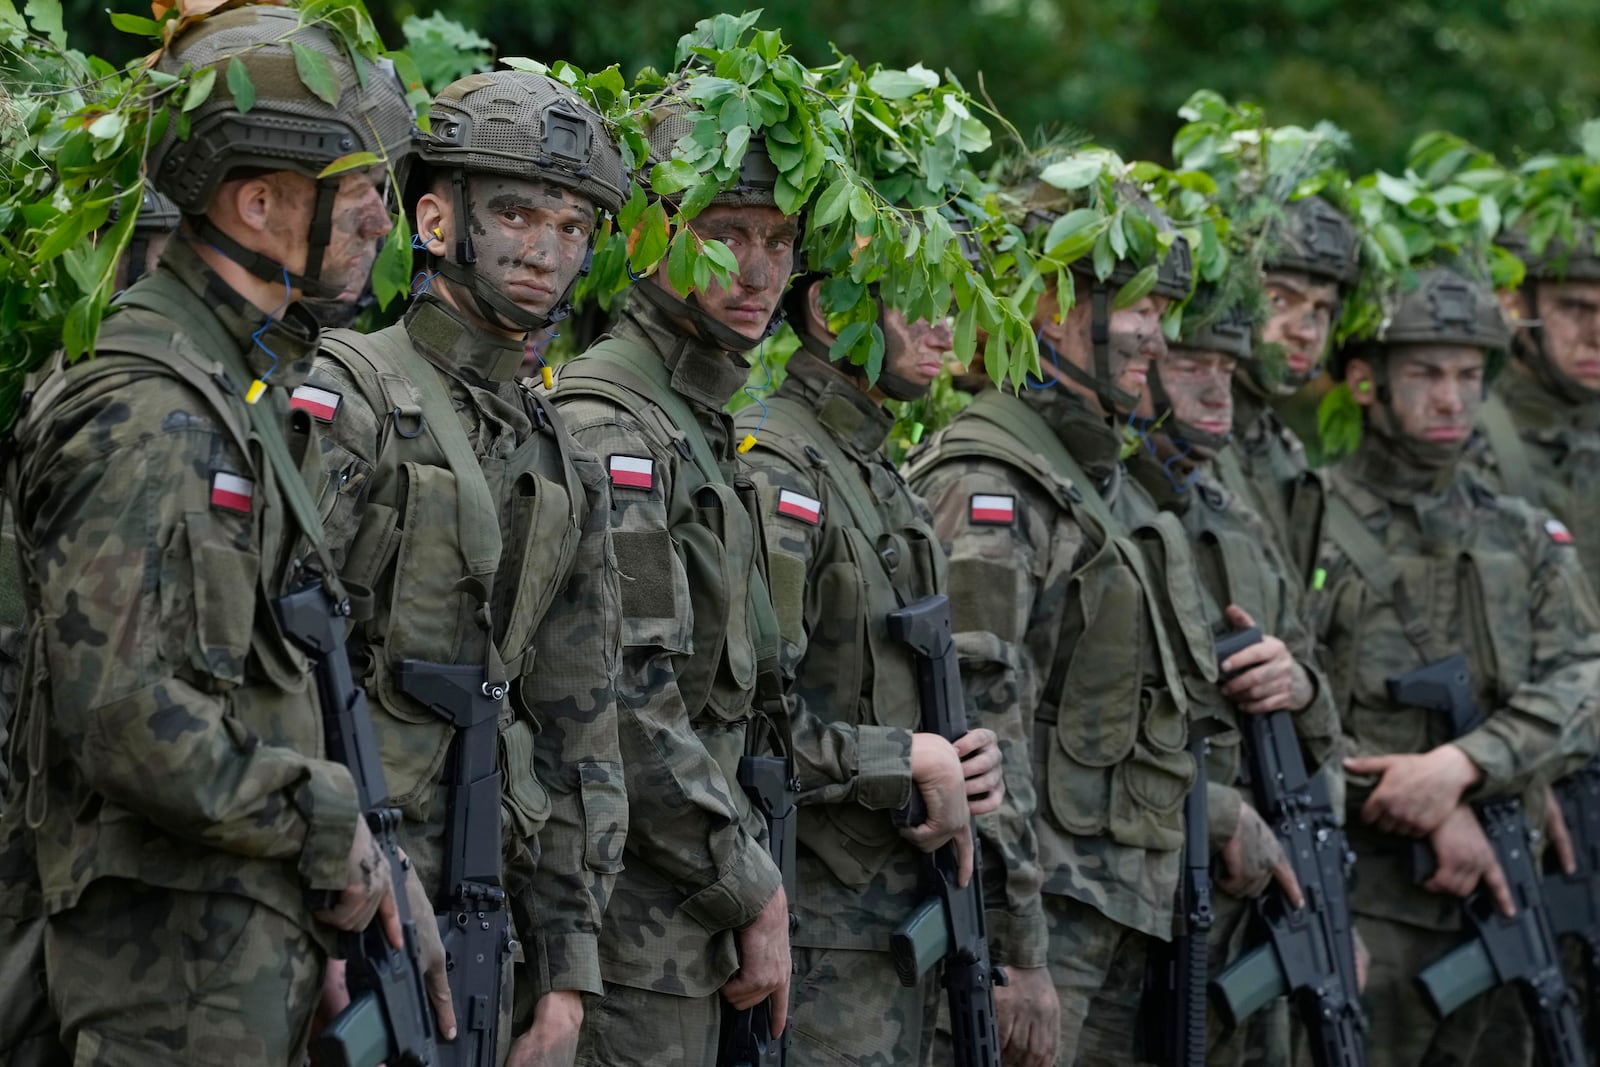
[465,176,595,318]
[675,205,798,341]
[1262,271,1340,390]
[315,169,393,304]
[878,307,953,397]
[1108,294,1171,401]
[1377,344,1487,467]
[1538,280,1600,392]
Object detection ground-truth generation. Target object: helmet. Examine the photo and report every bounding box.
[413,70,627,333]
[150,5,414,297]
[1330,267,1510,379]
[1497,223,1600,402]
[1266,195,1360,288]
[117,187,181,288]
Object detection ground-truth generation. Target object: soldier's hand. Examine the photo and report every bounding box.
[1346,744,1482,837]
[315,816,396,937]
[1218,606,1314,714]
[1425,805,1515,915]
[1219,802,1304,907]
[723,885,791,1037]
[1353,927,1371,993]
[1544,786,1578,875]
[401,855,458,1042]
[993,965,1059,1067]
[507,990,584,1067]
[903,733,976,885]
[953,727,1005,816]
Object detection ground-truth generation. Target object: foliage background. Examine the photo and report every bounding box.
[58,0,1600,174]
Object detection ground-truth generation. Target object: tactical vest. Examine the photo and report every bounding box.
[909,389,1196,853]
[741,384,944,890]
[1478,390,1600,581]
[315,322,584,848]
[553,338,783,787]
[1217,410,1325,588]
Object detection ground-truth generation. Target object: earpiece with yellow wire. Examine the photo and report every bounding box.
[737,341,776,454]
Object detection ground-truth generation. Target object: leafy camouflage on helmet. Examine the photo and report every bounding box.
[642,84,781,211]
[1498,223,1600,283]
[1176,284,1257,362]
[1269,195,1361,287]
[150,6,414,214]
[1329,266,1511,380]
[416,70,628,216]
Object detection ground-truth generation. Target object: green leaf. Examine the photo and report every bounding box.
[667,229,696,296]
[1583,120,1600,164]
[317,151,383,179]
[813,179,853,228]
[651,159,700,196]
[227,58,257,114]
[372,213,412,309]
[1374,171,1419,206]
[1039,156,1102,191]
[183,67,217,113]
[866,64,940,100]
[723,123,751,169]
[24,0,64,47]
[702,238,738,274]
[848,186,875,224]
[87,112,125,140]
[953,304,977,363]
[108,11,160,36]
[292,42,342,107]
[1111,265,1158,310]
[629,200,671,271]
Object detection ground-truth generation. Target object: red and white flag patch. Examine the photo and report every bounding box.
[289,384,341,422]
[210,472,254,514]
[777,489,822,525]
[1547,518,1575,544]
[970,493,1015,525]
[608,454,654,491]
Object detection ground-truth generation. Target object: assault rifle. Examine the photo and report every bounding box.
[276,580,438,1067]
[395,660,517,1067]
[887,594,1005,1067]
[1209,627,1368,1067]
[1544,761,1600,1050]
[1390,654,1589,1067]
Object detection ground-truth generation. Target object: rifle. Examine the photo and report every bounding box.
[276,580,438,1067]
[394,660,516,1067]
[886,594,1005,1067]
[1544,761,1600,1051]
[718,740,797,1067]
[1390,654,1589,1067]
[1208,627,1368,1067]
[1138,687,1215,1067]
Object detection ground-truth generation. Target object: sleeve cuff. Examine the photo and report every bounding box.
[292,762,361,891]
[523,930,605,999]
[679,834,783,933]
[986,901,1049,969]
[1206,781,1243,856]
[1453,730,1518,798]
[854,726,914,812]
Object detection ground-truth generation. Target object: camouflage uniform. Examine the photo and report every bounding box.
[549,291,789,1066]
[736,348,996,1065]
[1216,385,1324,587]
[306,291,625,1016]
[0,241,359,1065]
[1309,434,1600,1067]
[908,384,1197,1066]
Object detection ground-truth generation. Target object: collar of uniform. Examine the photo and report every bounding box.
[1127,446,1194,514]
[1498,364,1600,437]
[1344,427,1457,503]
[1019,386,1123,486]
[783,350,893,456]
[613,289,751,412]
[160,237,319,390]
[404,295,524,383]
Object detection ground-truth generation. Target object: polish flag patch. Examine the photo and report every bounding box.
[1547,518,1575,544]
[608,454,654,491]
[970,494,1015,526]
[210,472,254,514]
[289,384,341,422]
[777,489,822,525]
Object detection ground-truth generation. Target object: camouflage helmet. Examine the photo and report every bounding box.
[150,6,413,215]
[134,187,181,233]
[1330,267,1510,379]
[1497,223,1600,284]
[1176,293,1254,362]
[642,84,781,210]
[1266,195,1360,289]
[415,71,627,216]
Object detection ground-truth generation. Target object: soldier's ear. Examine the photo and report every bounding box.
[1346,359,1379,407]
[414,193,449,257]
[804,279,831,342]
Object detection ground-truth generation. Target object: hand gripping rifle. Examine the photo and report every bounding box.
[1208,627,1368,1067]
[886,594,1005,1067]
[1390,654,1589,1067]
[276,579,438,1067]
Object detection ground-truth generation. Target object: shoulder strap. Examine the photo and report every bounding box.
[1323,487,1444,662]
[961,389,1122,533]
[1479,393,1541,508]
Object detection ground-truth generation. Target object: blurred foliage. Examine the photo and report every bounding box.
[60,0,1600,175]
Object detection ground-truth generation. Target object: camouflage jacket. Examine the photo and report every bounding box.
[1310,435,1600,929]
[305,294,625,998]
[547,291,784,996]
[906,385,1193,942]
[1127,451,1342,856]
[1467,365,1600,582]
[0,242,358,937]
[734,349,945,954]
[1217,382,1325,589]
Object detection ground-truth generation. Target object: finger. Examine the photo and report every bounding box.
[1225,604,1257,630]
[378,886,403,951]
[1549,810,1578,876]
[954,729,998,759]
[1483,860,1516,917]
[428,963,458,1041]
[1344,755,1393,775]
[955,823,975,888]
[962,746,1003,780]
[721,975,757,1011]
[770,972,789,1037]
[1273,858,1305,910]
[1220,643,1276,675]
[996,998,1017,1054]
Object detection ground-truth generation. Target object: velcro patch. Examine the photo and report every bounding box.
[970,493,1015,525]
[609,454,654,491]
[777,489,822,525]
[1547,518,1575,544]
[210,472,254,514]
[289,385,341,422]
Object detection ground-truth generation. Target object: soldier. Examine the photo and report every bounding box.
[733,266,1019,1066]
[303,71,629,1065]
[1310,266,1600,1067]
[1218,196,1361,583]
[906,167,1215,1065]
[1129,293,1348,1064]
[0,7,454,1065]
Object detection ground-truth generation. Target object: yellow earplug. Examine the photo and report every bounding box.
[432,226,443,239]
[245,379,267,405]
[541,366,554,390]
[738,433,758,454]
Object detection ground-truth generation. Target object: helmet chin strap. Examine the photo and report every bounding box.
[193,185,344,302]
[1055,281,1141,415]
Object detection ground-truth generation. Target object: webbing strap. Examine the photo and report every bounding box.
[962,389,1120,533]
[1323,490,1446,663]
[1479,394,1542,509]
